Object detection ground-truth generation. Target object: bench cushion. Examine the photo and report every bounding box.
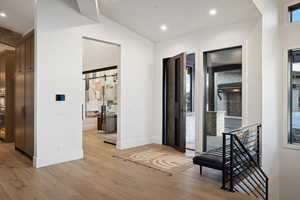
[193,148,258,171]
[193,152,223,170]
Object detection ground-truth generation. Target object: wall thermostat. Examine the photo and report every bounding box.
[56,94,65,101]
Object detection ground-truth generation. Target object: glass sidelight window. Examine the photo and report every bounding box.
[186,66,193,112]
[289,49,300,145]
[186,53,195,113]
[203,47,243,151]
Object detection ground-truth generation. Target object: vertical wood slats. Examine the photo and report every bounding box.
[0,27,22,47]
[15,31,34,157]
[0,50,16,142]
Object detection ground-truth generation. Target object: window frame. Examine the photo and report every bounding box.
[288,49,300,145]
[289,2,300,23]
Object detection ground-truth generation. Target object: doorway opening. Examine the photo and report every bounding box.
[203,46,242,152]
[82,37,121,148]
[162,53,195,153]
[0,28,34,164]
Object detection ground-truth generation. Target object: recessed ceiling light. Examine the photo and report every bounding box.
[160,25,167,31]
[0,12,7,18]
[209,9,217,16]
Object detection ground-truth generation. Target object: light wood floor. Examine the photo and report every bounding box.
[0,131,253,200]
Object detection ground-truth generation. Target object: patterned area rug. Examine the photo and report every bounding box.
[113,144,193,176]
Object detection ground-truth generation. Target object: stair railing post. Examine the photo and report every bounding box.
[257,125,261,166]
[229,134,234,192]
[222,132,226,190]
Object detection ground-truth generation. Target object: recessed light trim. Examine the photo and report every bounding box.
[160,25,167,31]
[209,9,217,16]
[0,12,7,18]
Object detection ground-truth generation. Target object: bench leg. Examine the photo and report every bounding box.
[221,169,226,190]
[200,166,203,175]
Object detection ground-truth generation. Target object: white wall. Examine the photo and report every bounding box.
[82,38,120,71]
[35,0,155,167]
[153,19,262,153]
[34,1,283,198]
[280,0,300,199]
[252,0,281,199]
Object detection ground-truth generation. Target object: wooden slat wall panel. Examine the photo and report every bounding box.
[4,51,16,142]
[0,27,22,47]
[0,53,4,92]
[0,52,5,140]
[15,42,25,151]
[14,31,34,157]
[24,34,34,157]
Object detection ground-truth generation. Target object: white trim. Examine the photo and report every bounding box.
[282,46,289,149]
[283,144,300,151]
[22,27,34,36]
[242,43,248,126]
[195,51,203,153]
[80,37,122,151]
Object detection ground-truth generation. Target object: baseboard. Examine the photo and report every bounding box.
[151,135,163,144]
[33,149,84,168]
[119,137,151,150]
[119,136,161,150]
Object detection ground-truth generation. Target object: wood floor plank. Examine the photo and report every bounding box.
[0,132,253,200]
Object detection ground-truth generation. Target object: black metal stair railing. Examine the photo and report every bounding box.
[222,123,269,200]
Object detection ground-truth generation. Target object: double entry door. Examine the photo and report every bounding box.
[163,53,186,153]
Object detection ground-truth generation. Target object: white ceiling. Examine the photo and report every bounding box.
[0,0,34,34]
[100,0,261,42]
[0,0,260,41]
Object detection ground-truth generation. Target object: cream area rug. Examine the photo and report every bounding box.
[113,144,193,176]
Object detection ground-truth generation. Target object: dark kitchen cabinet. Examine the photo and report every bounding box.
[15,31,34,157]
[0,50,16,142]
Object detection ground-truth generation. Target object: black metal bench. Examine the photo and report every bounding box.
[192,124,268,200]
[193,125,261,178]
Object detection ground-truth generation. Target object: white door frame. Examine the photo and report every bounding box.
[81,36,122,149]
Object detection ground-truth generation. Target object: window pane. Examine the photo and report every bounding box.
[289,2,300,22]
[186,67,192,112]
[291,9,300,22]
[290,51,300,144]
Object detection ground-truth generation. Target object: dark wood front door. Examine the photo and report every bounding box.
[163,53,186,153]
